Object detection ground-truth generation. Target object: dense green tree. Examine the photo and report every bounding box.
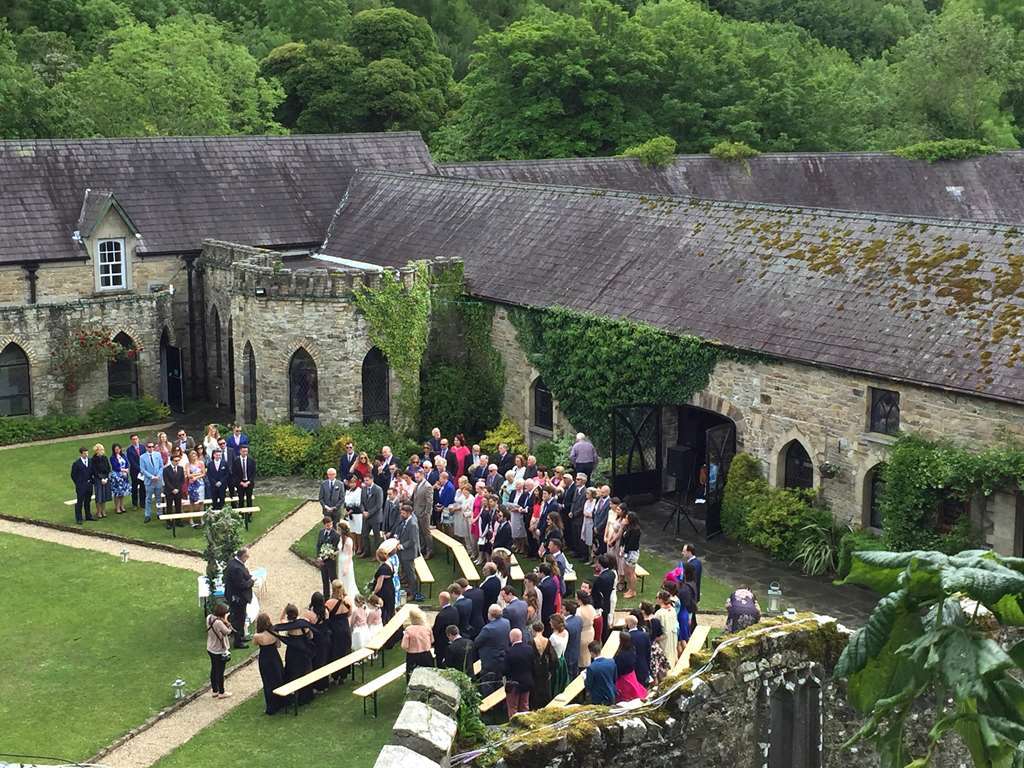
[261,0,350,41]
[263,8,453,134]
[14,26,80,85]
[433,0,663,160]
[59,15,284,136]
[387,0,487,78]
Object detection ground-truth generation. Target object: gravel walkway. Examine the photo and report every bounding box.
[4,501,323,768]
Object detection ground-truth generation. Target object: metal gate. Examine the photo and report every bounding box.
[704,421,735,537]
[362,347,390,424]
[165,344,185,413]
[611,404,662,498]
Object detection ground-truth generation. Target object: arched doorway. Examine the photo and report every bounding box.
[864,464,886,529]
[158,328,184,412]
[242,342,257,424]
[289,348,319,428]
[783,440,814,490]
[108,332,139,399]
[361,347,390,425]
[0,342,31,416]
[674,405,736,500]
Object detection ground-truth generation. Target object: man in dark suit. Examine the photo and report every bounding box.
[451,583,473,637]
[432,592,460,665]
[443,625,475,675]
[485,464,503,495]
[537,488,561,548]
[382,485,401,535]
[231,445,256,508]
[226,424,249,452]
[682,543,703,603]
[319,468,344,522]
[374,446,394,492]
[428,427,442,455]
[463,581,487,638]
[593,487,612,556]
[315,516,341,597]
[538,564,558,632]
[126,434,144,509]
[592,554,617,642]
[470,455,489,486]
[394,503,423,602]
[503,628,534,715]
[492,508,513,551]
[626,614,652,685]
[564,600,583,674]
[480,563,502,609]
[495,443,515,477]
[215,437,235,497]
[501,585,529,636]
[361,474,384,556]
[474,605,510,696]
[224,547,255,647]
[565,472,588,558]
[338,440,357,482]
[207,448,230,510]
[162,452,186,521]
[71,446,94,524]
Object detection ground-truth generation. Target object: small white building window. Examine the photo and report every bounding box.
[97,239,127,290]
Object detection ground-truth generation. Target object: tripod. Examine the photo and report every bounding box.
[662,472,699,536]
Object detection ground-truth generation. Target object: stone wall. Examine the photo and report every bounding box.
[473,614,970,768]
[373,667,462,768]
[0,291,173,416]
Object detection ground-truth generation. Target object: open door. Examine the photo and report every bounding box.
[704,421,735,538]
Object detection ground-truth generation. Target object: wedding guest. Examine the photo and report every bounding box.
[548,613,570,697]
[207,448,230,510]
[253,612,285,714]
[315,516,341,598]
[140,440,163,523]
[91,443,112,518]
[584,641,616,705]
[576,591,597,670]
[352,452,372,481]
[620,512,642,599]
[226,424,249,452]
[156,432,171,466]
[203,424,220,456]
[726,586,762,633]
[126,433,144,509]
[613,631,647,702]
[655,591,679,667]
[338,440,357,481]
[71,446,94,524]
[562,600,583,675]
[373,547,397,625]
[224,547,254,648]
[162,451,186,520]
[231,445,256,508]
[109,443,131,514]
[402,606,435,679]
[344,475,363,554]
[205,603,234,699]
[504,628,534,716]
[350,596,371,650]
[187,449,206,512]
[529,621,557,708]
[569,433,598,480]
[433,592,460,664]
[682,543,703,602]
[306,593,331,693]
[275,604,315,706]
[319,467,344,523]
[444,625,475,674]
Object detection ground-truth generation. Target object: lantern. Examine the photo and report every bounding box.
[120,548,130,563]
[767,581,783,613]
[172,679,187,700]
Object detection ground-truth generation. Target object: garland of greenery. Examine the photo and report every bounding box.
[880,434,1024,553]
[352,261,431,432]
[204,506,243,593]
[508,306,722,451]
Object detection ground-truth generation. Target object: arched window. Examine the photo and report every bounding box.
[865,464,886,529]
[532,377,553,431]
[783,440,814,490]
[288,348,318,427]
[108,332,139,399]
[0,342,31,416]
[361,347,390,425]
[243,342,257,424]
[210,307,222,378]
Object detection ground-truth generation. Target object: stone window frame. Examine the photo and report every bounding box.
[531,376,554,433]
[781,439,815,490]
[96,238,129,292]
[210,307,223,378]
[761,668,824,768]
[0,341,31,416]
[867,386,900,436]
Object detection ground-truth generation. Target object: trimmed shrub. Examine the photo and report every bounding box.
[721,452,763,540]
[893,139,997,163]
[480,416,527,460]
[419,361,502,442]
[305,421,419,479]
[836,528,887,579]
[0,396,170,446]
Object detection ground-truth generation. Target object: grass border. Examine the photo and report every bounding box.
[0,421,175,451]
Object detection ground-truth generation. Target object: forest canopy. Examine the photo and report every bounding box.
[1,0,1022,159]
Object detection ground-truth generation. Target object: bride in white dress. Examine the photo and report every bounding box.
[337,520,360,598]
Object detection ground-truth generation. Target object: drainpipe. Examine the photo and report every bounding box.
[23,264,38,304]
[184,254,198,400]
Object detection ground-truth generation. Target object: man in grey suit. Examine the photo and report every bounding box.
[361,473,384,557]
[473,605,511,696]
[319,468,344,523]
[394,503,424,602]
[500,584,529,636]
[411,470,434,559]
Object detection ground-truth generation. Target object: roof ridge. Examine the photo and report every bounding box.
[362,169,1024,233]
[0,132,425,147]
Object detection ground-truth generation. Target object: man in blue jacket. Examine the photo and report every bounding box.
[563,600,583,675]
[474,605,510,696]
[206,448,231,510]
[139,440,164,523]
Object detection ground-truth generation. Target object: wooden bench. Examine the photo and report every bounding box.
[354,663,407,718]
[157,511,206,536]
[156,496,239,510]
[273,647,374,714]
[670,624,711,676]
[430,528,480,582]
[547,629,621,708]
[479,685,507,714]
[414,556,435,599]
[508,555,526,582]
[635,564,650,592]
[365,604,411,664]
[233,505,260,531]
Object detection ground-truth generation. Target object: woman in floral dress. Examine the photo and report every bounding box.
[109,443,132,514]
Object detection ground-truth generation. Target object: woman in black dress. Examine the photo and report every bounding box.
[253,612,286,715]
[274,604,315,706]
[308,592,332,693]
[90,443,112,518]
[325,580,353,683]
[372,548,396,624]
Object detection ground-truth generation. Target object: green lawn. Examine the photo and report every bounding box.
[0,430,303,551]
[152,653,405,768]
[0,532,252,761]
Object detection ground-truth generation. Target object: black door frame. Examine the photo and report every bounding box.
[610,403,663,499]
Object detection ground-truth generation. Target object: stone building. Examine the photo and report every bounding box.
[2,134,1022,552]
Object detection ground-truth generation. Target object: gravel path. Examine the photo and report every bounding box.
[3,501,323,768]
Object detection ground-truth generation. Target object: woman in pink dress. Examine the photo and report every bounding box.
[614,631,648,702]
[470,480,486,558]
[451,434,471,480]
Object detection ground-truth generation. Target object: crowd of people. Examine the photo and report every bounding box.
[70,424,255,526]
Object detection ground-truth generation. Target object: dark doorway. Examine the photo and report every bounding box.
[289,348,319,429]
[361,347,390,425]
[108,332,140,399]
[159,330,184,413]
[676,406,736,501]
[0,342,31,416]
[784,441,814,489]
[1015,492,1023,558]
[227,318,235,417]
[611,404,662,498]
[242,342,257,424]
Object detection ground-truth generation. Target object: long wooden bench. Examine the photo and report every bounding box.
[354,663,407,718]
[547,629,621,708]
[274,647,374,714]
[635,564,650,592]
[508,555,526,582]
[233,505,260,531]
[479,685,507,714]
[430,528,480,582]
[365,604,411,657]
[157,511,206,535]
[157,496,239,510]
[670,624,711,676]
[414,556,435,599]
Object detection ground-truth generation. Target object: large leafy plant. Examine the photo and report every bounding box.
[836,549,1024,768]
[204,506,244,592]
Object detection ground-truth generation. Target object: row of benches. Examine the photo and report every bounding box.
[158,506,260,536]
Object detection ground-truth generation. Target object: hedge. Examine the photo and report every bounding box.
[0,396,170,446]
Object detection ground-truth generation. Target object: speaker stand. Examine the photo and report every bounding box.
[662,489,699,537]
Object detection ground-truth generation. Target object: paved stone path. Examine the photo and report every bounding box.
[2,500,323,768]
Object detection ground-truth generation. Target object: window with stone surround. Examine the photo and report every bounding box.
[768,680,821,768]
[288,348,319,429]
[532,376,553,431]
[108,332,139,399]
[783,440,814,489]
[866,463,886,529]
[0,342,31,416]
[97,238,127,290]
[868,387,900,435]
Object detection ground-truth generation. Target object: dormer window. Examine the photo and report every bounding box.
[97,238,126,290]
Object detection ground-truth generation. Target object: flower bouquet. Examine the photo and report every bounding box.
[318,542,337,561]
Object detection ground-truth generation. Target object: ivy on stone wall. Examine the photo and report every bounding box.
[352,262,431,433]
[880,433,1024,553]
[508,306,722,451]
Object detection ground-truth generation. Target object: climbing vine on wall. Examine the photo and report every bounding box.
[508,306,723,451]
[880,433,1024,553]
[352,261,431,433]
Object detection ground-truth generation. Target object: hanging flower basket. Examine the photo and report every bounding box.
[53,328,143,392]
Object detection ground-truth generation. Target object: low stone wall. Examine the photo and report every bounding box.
[373,668,462,768]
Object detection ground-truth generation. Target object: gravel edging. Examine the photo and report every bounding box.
[87,653,259,766]
[0,421,175,451]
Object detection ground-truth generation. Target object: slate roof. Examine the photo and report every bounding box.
[322,171,1024,404]
[0,133,434,264]
[439,151,1024,225]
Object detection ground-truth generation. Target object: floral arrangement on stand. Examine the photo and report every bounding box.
[53,328,143,393]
